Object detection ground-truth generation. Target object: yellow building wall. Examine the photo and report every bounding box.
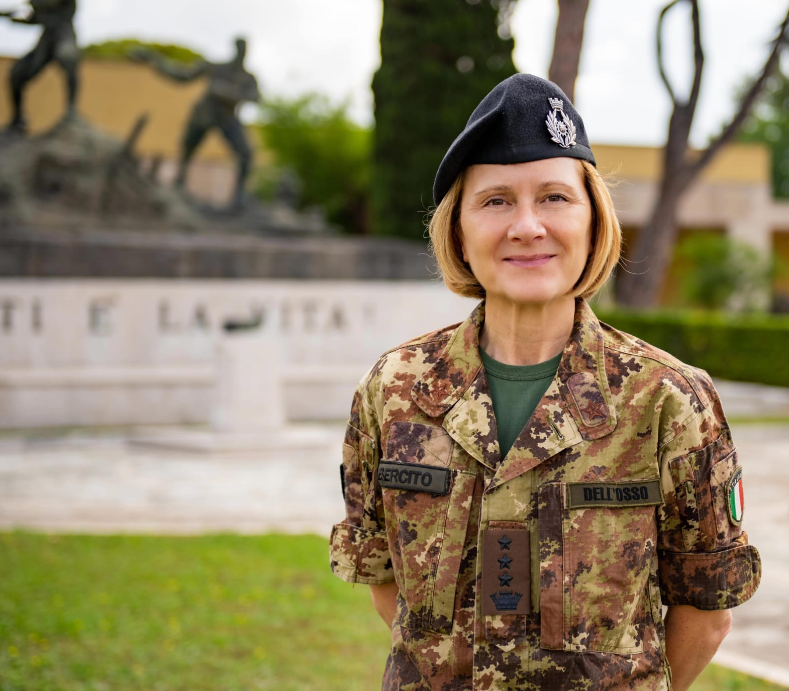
[595,142,770,184]
[0,55,262,163]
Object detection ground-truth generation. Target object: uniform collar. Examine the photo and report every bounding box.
[411,298,617,469]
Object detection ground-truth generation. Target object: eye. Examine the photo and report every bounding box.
[545,193,568,202]
[483,197,508,207]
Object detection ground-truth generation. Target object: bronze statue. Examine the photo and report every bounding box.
[134,38,260,210]
[1,0,80,132]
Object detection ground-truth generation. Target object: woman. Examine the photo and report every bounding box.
[330,74,760,691]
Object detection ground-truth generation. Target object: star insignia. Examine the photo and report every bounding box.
[582,401,608,421]
[498,573,513,587]
[498,535,512,550]
[498,555,512,569]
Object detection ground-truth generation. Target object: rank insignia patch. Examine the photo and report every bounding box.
[482,528,530,616]
[727,466,744,526]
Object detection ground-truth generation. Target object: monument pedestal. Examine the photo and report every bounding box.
[131,330,334,453]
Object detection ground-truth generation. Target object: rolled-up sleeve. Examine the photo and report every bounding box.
[329,383,394,585]
[658,536,760,609]
[656,397,761,610]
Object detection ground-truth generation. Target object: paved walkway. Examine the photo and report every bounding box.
[0,424,347,536]
[1,380,788,685]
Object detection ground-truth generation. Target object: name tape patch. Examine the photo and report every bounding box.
[377,460,451,496]
[567,479,663,509]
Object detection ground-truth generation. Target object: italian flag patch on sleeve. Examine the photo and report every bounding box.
[727,466,744,526]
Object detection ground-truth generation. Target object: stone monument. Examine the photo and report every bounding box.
[132,38,260,210]
[0,113,203,231]
[0,12,429,280]
[0,0,203,230]
[132,314,335,454]
[2,0,80,133]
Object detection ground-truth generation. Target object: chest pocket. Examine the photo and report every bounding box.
[538,480,662,655]
[381,422,476,635]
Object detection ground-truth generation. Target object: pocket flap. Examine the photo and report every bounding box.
[386,421,454,467]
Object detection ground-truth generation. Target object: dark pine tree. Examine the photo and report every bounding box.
[371,0,517,241]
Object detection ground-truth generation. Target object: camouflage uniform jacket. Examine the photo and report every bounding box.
[330,298,761,690]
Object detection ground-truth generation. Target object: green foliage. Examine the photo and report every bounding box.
[739,65,789,198]
[596,308,789,387]
[82,39,204,64]
[372,0,518,240]
[257,94,372,235]
[675,233,779,311]
[0,532,782,691]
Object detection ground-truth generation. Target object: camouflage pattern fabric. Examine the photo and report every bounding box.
[329,298,761,690]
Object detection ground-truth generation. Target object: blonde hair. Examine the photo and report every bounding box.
[428,160,621,300]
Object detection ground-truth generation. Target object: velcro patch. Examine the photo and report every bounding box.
[377,461,451,495]
[482,529,530,616]
[567,479,663,509]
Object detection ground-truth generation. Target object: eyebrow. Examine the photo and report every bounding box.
[535,180,577,191]
[469,184,513,197]
[469,180,578,197]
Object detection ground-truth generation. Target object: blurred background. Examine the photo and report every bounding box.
[0,1,788,689]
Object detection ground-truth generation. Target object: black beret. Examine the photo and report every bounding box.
[433,73,596,206]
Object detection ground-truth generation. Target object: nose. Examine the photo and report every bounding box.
[507,202,546,242]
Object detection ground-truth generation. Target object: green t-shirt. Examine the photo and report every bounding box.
[479,348,563,460]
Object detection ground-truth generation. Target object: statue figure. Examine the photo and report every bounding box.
[1,0,80,132]
[134,38,261,210]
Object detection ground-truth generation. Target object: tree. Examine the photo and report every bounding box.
[676,233,777,311]
[615,1,789,308]
[739,64,789,199]
[82,39,204,64]
[371,0,518,241]
[548,0,591,102]
[257,94,372,235]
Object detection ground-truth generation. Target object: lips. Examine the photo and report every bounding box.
[503,254,555,267]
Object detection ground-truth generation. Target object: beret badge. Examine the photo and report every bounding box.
[546,98,577,149]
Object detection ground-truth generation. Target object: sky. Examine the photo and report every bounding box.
[0,0,785,147]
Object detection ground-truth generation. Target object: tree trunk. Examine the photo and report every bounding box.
[616,182,685,307]
[615,105,696,307]
[614,1,789,308]
[548,0,591,102]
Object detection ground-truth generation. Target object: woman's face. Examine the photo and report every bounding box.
[459,158,593,308]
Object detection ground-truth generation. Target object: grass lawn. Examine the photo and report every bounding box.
[0,533,783,691]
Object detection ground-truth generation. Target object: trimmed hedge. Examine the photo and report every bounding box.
[82,39,204,64]
[596,309,789,388]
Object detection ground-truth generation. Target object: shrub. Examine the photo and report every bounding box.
[675,233,778,311]
[256,94,372,235]
[596,308,789,387]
